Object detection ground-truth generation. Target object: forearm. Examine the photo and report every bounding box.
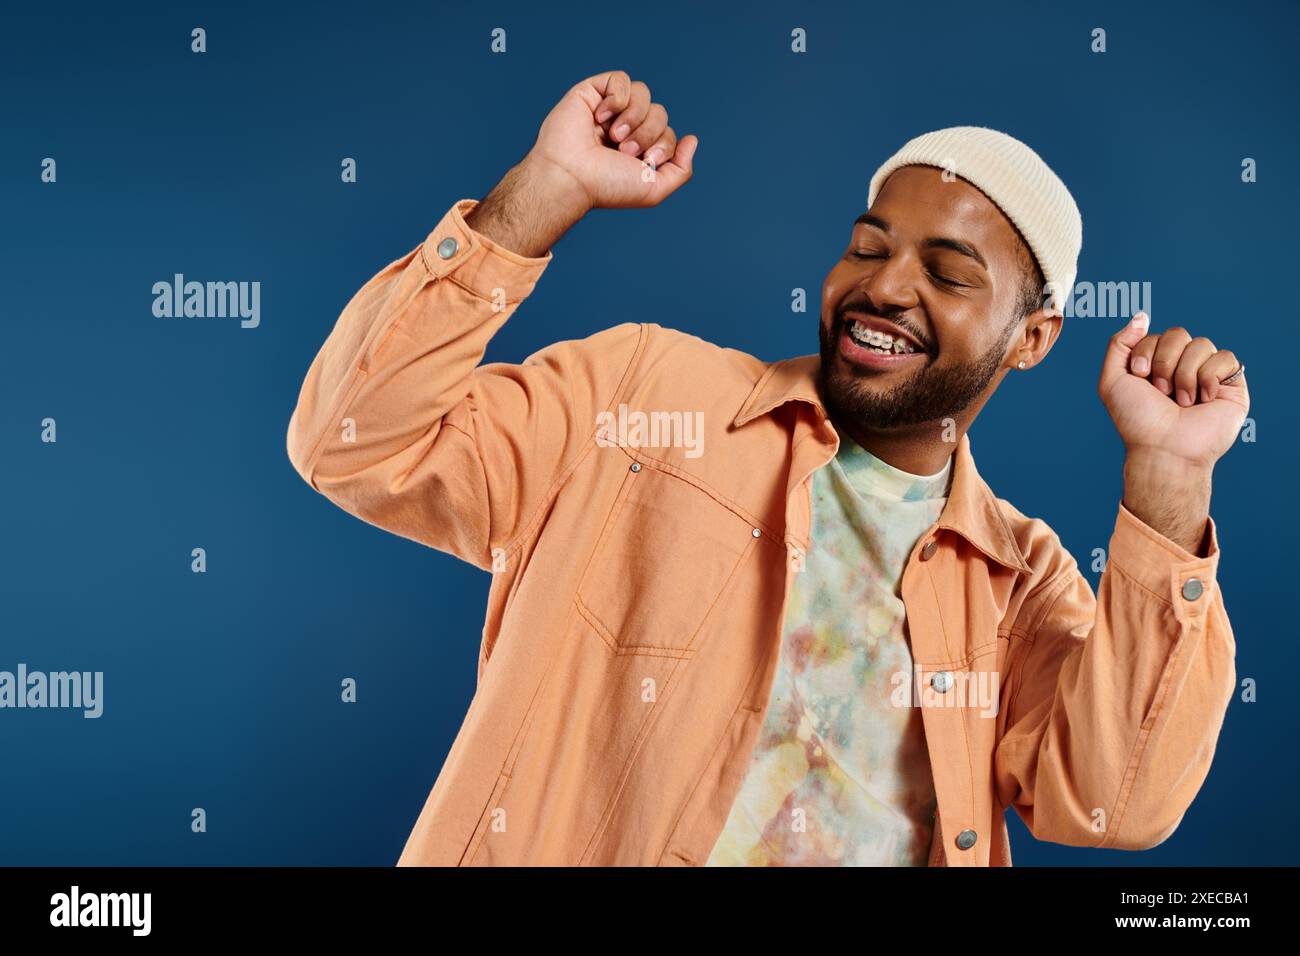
[1121,447,1213,555]
[464,156,590,258]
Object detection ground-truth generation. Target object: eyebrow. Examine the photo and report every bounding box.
[854,213,988,270]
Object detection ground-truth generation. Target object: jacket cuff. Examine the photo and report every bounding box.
[1107,500,1221,626]
[418,199,553,303]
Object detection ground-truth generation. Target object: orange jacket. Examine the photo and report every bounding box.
[287,199,1236,866]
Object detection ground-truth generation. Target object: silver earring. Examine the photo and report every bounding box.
[1017,360,1026,369]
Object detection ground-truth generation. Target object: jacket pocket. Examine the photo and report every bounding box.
[575,459,757,657]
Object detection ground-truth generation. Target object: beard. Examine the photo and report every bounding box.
[817,311,1016,430]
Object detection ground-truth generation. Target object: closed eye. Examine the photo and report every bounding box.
[928,270,968,288]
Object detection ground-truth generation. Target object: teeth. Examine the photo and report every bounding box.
[849,320,917,354]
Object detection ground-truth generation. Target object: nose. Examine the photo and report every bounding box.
[859,251,921,314]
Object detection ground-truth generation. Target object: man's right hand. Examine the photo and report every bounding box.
[465,70,698,258]
[532,70,699,212]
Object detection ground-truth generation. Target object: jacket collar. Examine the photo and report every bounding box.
[733,355,1033,575]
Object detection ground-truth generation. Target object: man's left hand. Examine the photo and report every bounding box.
[1099,312,1250,469]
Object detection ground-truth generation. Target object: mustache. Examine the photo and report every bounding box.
[834,298,931,353]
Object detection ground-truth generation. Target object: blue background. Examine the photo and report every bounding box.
[2,0,1294,865]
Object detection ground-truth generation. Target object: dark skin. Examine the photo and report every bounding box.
[818,165,1059,477]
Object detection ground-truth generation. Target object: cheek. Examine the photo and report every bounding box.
[821,265,853,318]
[931,304,987,357]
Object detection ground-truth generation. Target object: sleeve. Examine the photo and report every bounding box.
[286,198,646,570]
[993,500,1237,850]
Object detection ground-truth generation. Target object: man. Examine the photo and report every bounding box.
[287,70,1246,866]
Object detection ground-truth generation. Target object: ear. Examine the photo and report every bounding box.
[1014,308,1063,369]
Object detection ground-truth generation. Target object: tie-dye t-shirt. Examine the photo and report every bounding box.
[705,428,953,866]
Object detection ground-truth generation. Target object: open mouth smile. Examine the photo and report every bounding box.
[836,317,928,369]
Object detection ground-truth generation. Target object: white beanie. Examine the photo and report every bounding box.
[867,126,1082,311]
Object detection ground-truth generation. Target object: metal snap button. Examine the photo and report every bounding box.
[629,462,641,473]
[752,528,762,538]
[955,829,978,850]
[1181,577,1204,601]
[436,237,458,259]
[920,539,938,560]
[930,671,954,693]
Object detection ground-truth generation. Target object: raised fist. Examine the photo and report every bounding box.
[527,69,699,213]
